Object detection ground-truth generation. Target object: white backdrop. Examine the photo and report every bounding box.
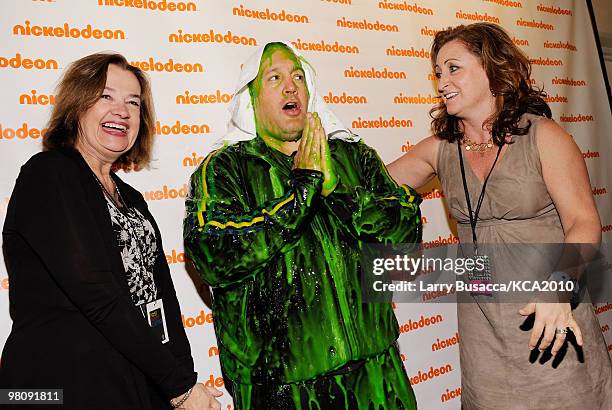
[1,1,610,409]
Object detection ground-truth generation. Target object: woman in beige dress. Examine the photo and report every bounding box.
[388,23,611,409]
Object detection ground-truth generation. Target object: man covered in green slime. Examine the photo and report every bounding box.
[184,42,422,409]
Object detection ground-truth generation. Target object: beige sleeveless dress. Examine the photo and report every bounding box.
[437,113,612,409]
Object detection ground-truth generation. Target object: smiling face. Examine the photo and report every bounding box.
[76,64,142,165]
[434,40,495,119]
[251,47,309,147]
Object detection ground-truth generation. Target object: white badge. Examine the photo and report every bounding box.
[146,299,169,344]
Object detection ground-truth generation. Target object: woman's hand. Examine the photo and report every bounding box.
[172,383,223,409]
[519,302,583,356]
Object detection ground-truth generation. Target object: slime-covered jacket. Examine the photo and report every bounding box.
[184,137,421,385]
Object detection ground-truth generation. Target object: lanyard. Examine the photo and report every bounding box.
[457,142,503,254]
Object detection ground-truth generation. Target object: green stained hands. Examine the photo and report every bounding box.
[294,112,339,196]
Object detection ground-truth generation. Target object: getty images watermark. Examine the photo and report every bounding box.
[361,243,611,303]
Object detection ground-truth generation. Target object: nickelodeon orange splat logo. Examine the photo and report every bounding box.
[232,5,309,23]
[323,91,367,104]
[394,92,441,105]
[168,29,257,46]
[592,187,607,196]
[386,45,430,59]
[208,345,219,357]
[321,0,352,4]
[399,314,443,334]
[552,77,586,86]
[19,90,55,105]
[176,90,233,105]
[336,17,399,32]
[130,58,203,73]
[143,184,188,201]
[483,0,522,8]
[204,374,224,388]
[0,123,47,140]
[183,153,204,167]
[0,53,58,70]
[441,386,462,402]
[431,332,460,351]
[291,38,359,54]
[560,114,594,123]
[516,18,554,30]
[378,0,434,15]
[345,66,406,79]
[181,310,214,327]
[409,363,453,385]
[98,0,197,12]
[455,10,500,24]
[165,249,185,264]
[155,120,210,136]
[13,21,125,40]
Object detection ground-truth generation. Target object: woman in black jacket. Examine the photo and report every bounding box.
[1,53,222,409]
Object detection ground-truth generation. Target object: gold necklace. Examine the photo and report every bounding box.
[463,137,494,152]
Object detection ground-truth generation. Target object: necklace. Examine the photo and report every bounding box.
[464,137,494,152]
[92,172,126,210]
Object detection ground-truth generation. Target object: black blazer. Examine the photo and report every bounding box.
[1,148,197,409]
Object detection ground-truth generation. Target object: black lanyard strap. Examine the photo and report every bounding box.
[457,142,503,249]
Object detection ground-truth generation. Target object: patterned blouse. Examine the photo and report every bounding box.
[103,192,158,307]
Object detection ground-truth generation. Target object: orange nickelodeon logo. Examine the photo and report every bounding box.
[483,0,523,8]
[323,91,367,104]
[516,18,554,30]
[592,187,607,196]
[143,184,188,201]
[543,94,568,103]
[0,53,58,70]
[544,40,577,51]
[183,152,204,167]
[441,387,462,403]
[431,332,460,351]
[422,285,455,302]
[232,5,309,23]
[344,66,406,79]
[19,90,55,105]
[13,21,125,40]
[421,188,444,200]
[529,57,563,66]
[409,363,453,385]
[512,36,529,46]
[204,375,224,388]
[130,58,203,73]
[420,26,441,37]
[291,38,359,54]
[537,3,572,16]
[165,249,186,264]
[0,123,47,140]
[560,114,593,123]
[594,303,612,315]
[455,10,500,24]
[176,90,233,105]
[168,29,257,46]
[401,140,415,153]
[422,234,460,249]
[208,346,219,357]
[352,116,413,129]
[394,92,441,105]
[155,120,210,136]
[378,0,434,15]
[386,45,430,59]
[399,314,444,334]
[552,76,586,86]
[0,277,8,291]
[98,0,197,12]
[582,150,600,159]
[321,0,352,4]
[181,310,214,327]
[336,17,399,32]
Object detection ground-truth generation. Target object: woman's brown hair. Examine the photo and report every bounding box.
[430,23,551,145]
[43,52,155,170]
